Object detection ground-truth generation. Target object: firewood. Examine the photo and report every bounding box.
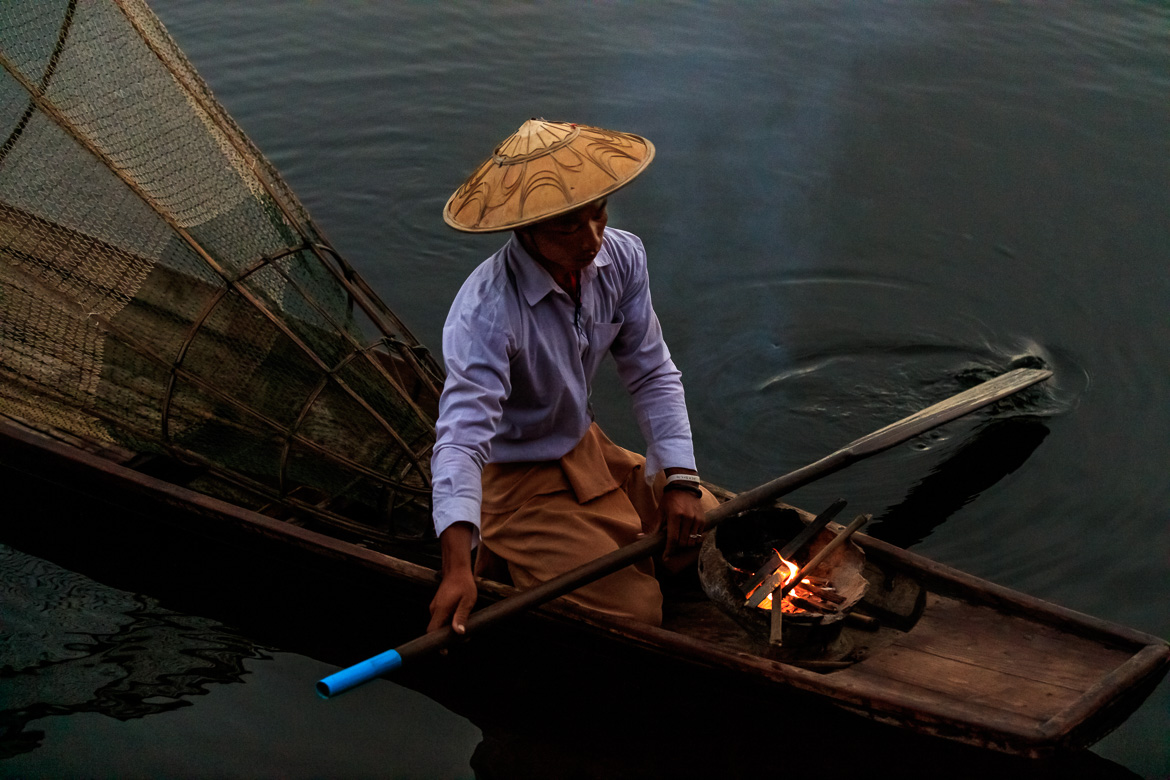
[777,515,870,601]
[770,599,784,646]
[742,499,847,605]
[845,612,881,631]
[802,583,846,604]
[791,595,841,614]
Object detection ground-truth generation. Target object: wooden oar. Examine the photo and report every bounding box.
[316,366,1052,698]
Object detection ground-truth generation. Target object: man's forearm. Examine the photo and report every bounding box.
[439,522,476,576]
[428,521,479,634]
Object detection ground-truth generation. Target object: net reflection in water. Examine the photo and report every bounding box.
[0,543,268,759]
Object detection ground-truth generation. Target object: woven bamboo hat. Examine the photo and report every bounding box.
[443,119,656,233]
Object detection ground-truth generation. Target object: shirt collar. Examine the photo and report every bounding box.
[507,232,611,307]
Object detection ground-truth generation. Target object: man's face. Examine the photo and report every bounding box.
[522,199,608,278]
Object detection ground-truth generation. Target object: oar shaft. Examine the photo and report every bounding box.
[317,367,1052,698]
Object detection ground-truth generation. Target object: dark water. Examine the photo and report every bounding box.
[3,1,1168,777]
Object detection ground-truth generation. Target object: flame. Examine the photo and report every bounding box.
[755,555,805,611]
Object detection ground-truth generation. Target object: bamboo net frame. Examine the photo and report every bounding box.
[0,0,443,541]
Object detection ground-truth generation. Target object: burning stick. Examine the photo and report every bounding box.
[777,514,871,602]
[771,592,784,646]
[801,582,845,604]
[790,595,840,614]
[754,512,872,626]
[749,562,796,610]
[767,515,869,646]
[743,499,847,608]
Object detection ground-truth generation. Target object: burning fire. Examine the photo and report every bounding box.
[748,554,810,612]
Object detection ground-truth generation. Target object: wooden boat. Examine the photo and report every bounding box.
[3,412,1166,760]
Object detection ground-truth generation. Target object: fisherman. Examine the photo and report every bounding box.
[427,119,718,635]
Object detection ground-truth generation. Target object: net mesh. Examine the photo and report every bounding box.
[0,0,443,543]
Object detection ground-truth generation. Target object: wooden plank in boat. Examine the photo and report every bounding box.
[835,593,1135,724]
[890,593,1135,692]
[853,643,1075,722]
[832,657,1049,733]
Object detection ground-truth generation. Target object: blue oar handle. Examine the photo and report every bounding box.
[316,649,403,698]
[315,620,467,698]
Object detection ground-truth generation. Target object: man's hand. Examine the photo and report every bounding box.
[660,487,707,561]
[428,568,477,635]
[427,522,478,635]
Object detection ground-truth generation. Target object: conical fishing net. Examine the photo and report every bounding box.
[0,0,442,543]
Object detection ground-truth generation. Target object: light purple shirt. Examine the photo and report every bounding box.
[431,228,697,540]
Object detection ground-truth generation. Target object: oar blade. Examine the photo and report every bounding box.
[846,367,1052,459]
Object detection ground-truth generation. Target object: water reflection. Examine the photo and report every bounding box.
[867,416,1050,548]
[0,544,268,759]
[466,724,1139,780]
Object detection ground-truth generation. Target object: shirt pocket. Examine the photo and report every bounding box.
[583,317,624,380]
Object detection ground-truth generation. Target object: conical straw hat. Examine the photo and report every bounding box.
[443,119,656,233]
